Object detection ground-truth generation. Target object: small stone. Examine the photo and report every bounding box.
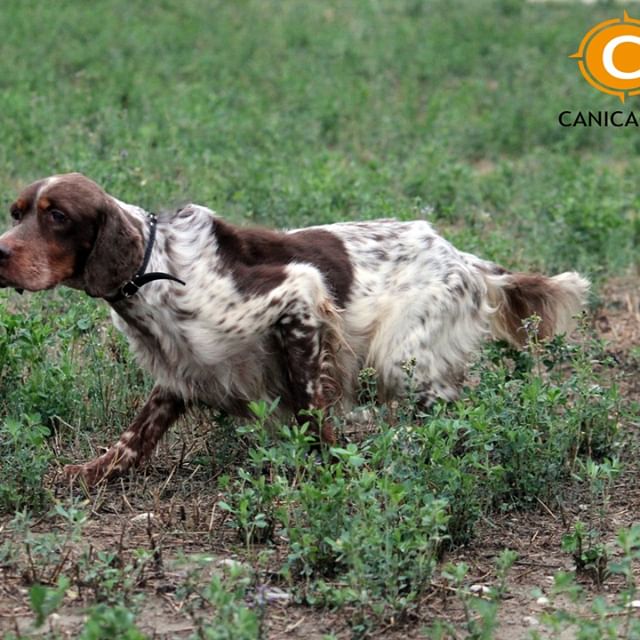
[66,587,79,601]
[536,596,550,606]
[217,558,251,573]
[46,613,63,629]
[469,584,491,594]
[130,512,155,526]
[523,615,539,626]
[263,586,291,603]
[626,600,640,609]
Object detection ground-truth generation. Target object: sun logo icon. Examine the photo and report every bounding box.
[570,11,640,103]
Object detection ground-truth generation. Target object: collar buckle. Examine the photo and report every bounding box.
[120,280,141,298]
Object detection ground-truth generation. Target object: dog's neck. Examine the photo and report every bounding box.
[105,198,184,305]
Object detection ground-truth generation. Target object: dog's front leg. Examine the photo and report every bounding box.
[64,385,185,485]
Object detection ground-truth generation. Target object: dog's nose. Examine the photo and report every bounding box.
[0,244,12,261]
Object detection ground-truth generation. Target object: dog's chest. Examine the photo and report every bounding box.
[110,289,275,405]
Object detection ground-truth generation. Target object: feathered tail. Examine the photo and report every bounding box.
[483,270,590,346]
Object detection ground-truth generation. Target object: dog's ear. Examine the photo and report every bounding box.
[83,199,144,298]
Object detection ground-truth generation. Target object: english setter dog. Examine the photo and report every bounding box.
[0,173,589,484]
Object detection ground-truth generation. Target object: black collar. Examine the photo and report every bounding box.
[106,214,186,303]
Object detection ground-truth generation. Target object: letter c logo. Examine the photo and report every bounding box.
[571,11,640,102]
[602,35,640,80]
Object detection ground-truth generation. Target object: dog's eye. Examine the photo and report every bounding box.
[10,208,22,221]
[49,209,67,224]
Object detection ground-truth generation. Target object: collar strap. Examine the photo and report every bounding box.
[106,214,186,303]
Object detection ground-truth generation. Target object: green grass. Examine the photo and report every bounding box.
[0,0,638,274]
[0,0,639,637]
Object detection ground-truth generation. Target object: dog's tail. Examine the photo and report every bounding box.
[481,268,590,346]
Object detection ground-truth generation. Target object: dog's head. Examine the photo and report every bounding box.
[0,173,144,297]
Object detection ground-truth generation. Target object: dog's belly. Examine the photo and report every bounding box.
[112,309,290,413]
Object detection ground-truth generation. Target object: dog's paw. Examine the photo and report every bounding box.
[63,462,104,486]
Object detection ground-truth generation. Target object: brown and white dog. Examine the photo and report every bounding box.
[0,173,589,484]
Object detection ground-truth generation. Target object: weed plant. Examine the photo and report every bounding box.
[214,330,622,626]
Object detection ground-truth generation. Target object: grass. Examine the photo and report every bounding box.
[0,0,638,277]
[0,0,639,638]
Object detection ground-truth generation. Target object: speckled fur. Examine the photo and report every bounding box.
[0,174,590,484]
[108,202,355,416]
[110,207,588,411]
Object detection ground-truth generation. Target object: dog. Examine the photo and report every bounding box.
[0,173,589,484]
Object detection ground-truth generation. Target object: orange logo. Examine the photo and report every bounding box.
[571,11,640,102]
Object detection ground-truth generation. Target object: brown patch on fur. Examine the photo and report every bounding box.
[43,175,145,297]
[494,273,558,345]
[0,173,145,296]
[212,219,354,306]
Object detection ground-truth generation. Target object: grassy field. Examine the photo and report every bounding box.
[0,0,639,638]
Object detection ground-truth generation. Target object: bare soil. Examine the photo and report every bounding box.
[1,277,638,639]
